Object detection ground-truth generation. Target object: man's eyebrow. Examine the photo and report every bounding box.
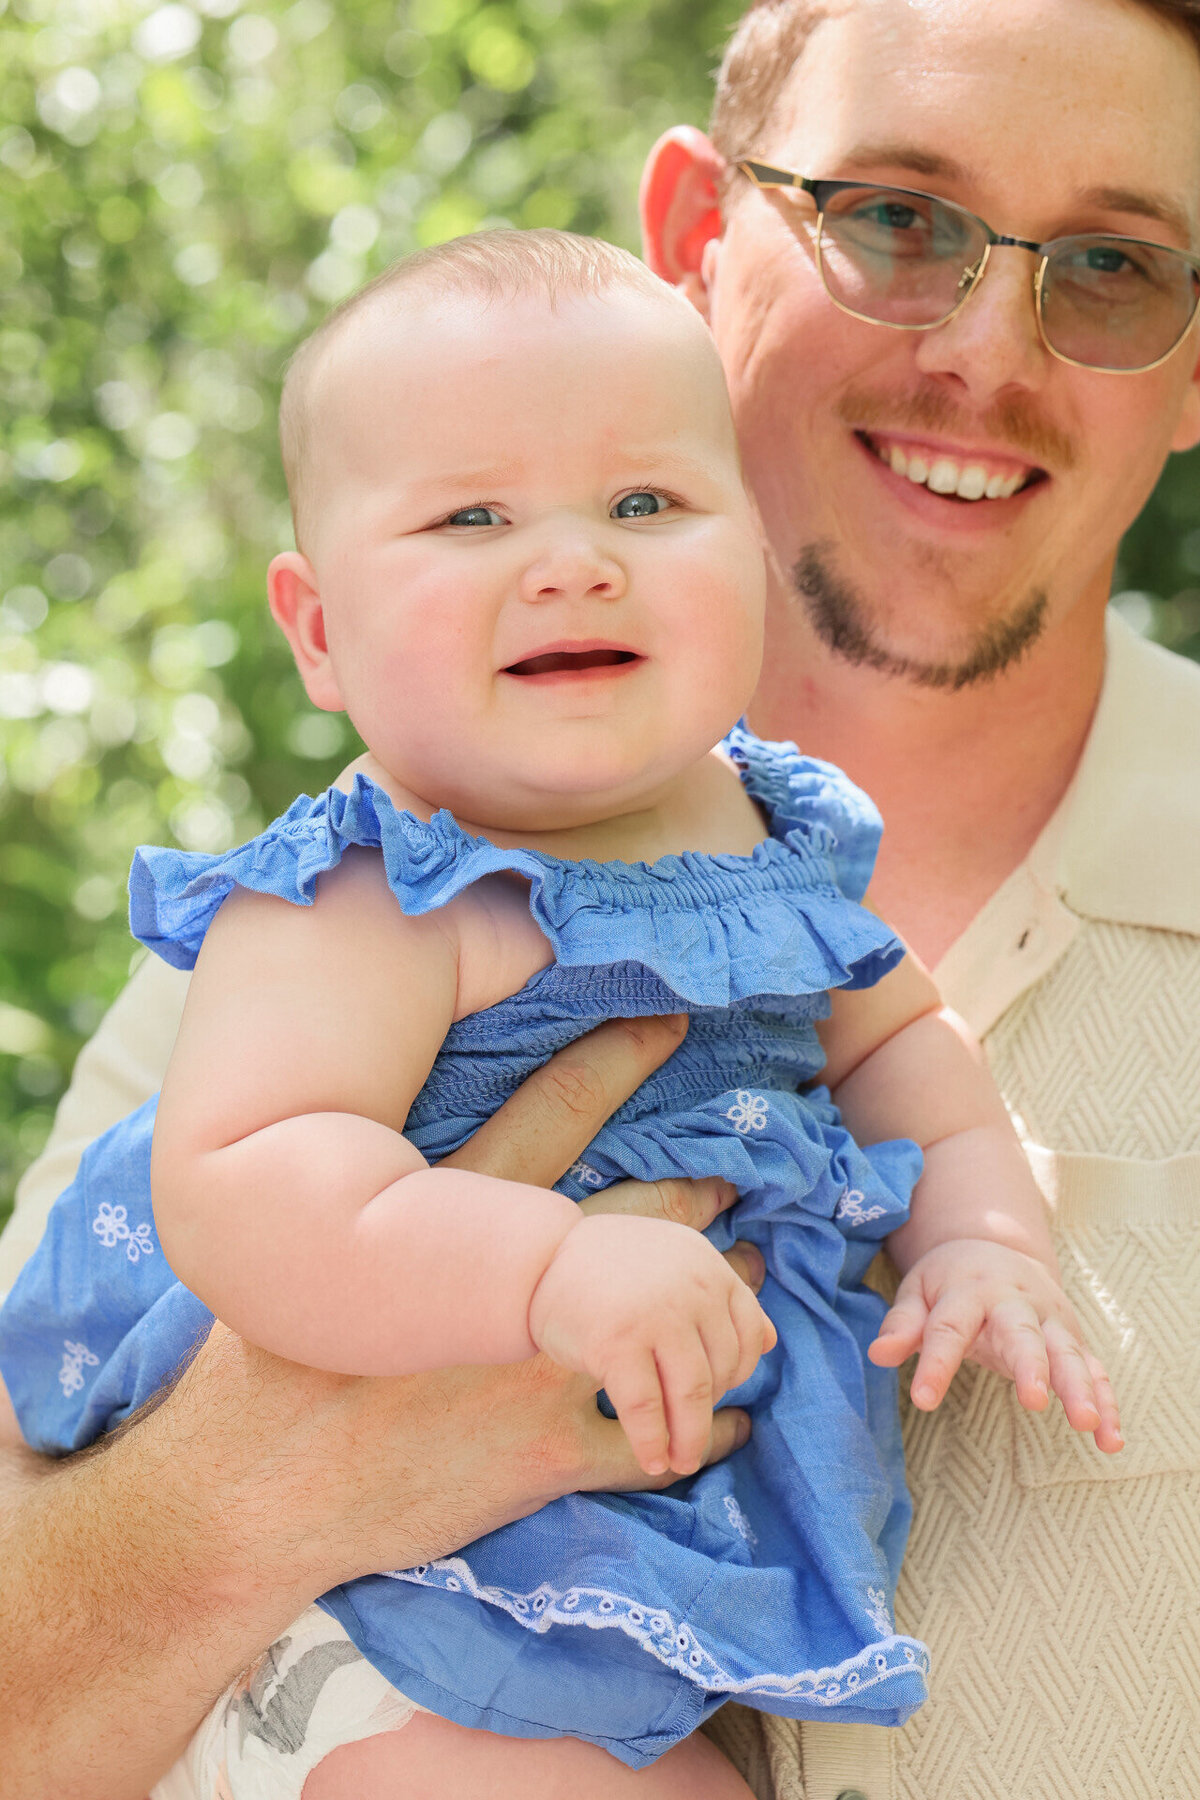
[828,146,1196,245]
[1075,186,1194,245]
[835,142,966,183]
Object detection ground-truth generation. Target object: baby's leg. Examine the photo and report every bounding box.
[302,1711,755,1800]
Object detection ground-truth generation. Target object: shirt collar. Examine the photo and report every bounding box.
[936,610,1200,1036]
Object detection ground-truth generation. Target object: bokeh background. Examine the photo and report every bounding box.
[2,0,1199,1224]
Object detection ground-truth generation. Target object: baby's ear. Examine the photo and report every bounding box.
[267,552,345,712]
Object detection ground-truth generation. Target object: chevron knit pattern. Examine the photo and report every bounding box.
[718,920,1200,1800]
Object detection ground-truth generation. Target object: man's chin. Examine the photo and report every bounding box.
[792,542,1048,692]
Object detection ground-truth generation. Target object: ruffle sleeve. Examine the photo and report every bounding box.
[723,723,885,904]
[129,766,904,1004]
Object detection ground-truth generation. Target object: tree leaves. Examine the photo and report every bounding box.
[1,0,1196,1211]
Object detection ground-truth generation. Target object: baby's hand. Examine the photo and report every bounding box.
[869,1238,1123,1453]
[528,1213,777,1476]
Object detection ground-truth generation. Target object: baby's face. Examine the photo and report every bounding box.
[279,284,766,831]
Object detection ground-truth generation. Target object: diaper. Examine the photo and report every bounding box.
[151,1605,423,1800]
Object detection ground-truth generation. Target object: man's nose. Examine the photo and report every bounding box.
[517,525,627,604]
[913,245,1050,399]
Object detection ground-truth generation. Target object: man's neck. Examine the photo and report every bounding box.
[749,579,1109,968]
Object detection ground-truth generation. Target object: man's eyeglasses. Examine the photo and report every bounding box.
[736,160,1200,374]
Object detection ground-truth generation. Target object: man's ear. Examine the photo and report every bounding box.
[267,552,346,713]
[639,126,725,320]
[1169,334,1200,452]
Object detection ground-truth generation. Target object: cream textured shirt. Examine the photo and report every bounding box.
[710,612,1200,1800]
[3,611,1198,1800]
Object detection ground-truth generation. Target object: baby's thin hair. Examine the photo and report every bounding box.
[279,228,687,549]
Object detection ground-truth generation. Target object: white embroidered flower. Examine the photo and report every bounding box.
[723,1494,759,1547]
[58,1338,99,1398]
[864,1584,893,1635]
[835,1188,887,1226]
[566,1160,605,1189]
[725,1090,769,1135]
[92,1201,128,1248]
[92,1201,155,1263]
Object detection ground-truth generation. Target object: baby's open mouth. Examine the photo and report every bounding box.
[504,648,642,676]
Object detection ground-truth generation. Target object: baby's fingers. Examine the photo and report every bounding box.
[696,1308,743,1403]
[604,1352,671,1477]
[1044,1321,1123,1450]
[982,1299,1053,1412]
[907,1292,987,1410]
[727,1281,777,1391]
[657,1332,718,1477]
[868,1286,932,1368]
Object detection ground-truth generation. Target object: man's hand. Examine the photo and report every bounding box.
[868,1237,1123,1453]
[442,1011,768,1482]
[1,1010,768,1800]
[529,1213,775,1476]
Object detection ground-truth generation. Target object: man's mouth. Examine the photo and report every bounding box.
[858,431,1047,503]
[503,646,643,677]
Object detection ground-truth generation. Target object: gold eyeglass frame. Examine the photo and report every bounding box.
[736,158,1200,375]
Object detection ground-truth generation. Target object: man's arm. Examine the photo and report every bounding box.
[0,1013,755,1800]
[0,954,191,1299]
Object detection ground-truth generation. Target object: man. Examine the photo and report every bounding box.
[2,0,1199,1795]
[638,4,1200,1795]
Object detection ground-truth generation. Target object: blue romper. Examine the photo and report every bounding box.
[0,728,930,1767]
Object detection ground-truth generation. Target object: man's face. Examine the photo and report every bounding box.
[702,0,1200,687]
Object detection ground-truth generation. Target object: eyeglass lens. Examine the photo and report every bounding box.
[815,186,1200,371]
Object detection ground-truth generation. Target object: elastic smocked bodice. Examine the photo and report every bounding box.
[129,726,905,1161]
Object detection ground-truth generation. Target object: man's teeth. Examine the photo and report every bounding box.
[878,440,1027,501]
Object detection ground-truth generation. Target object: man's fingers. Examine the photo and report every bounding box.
[723,1241,766,1292]
[578,1173,737,1230]
[442,1015,687,1186]
[706,1405,752,1466]
[580,1406,752,1495]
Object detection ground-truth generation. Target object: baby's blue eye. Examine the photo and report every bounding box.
[612,491,669,519]
[446,506,504,527]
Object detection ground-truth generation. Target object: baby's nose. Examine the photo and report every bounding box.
[518,535,626,604]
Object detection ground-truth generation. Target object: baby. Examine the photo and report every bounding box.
[0,230,1119,1800]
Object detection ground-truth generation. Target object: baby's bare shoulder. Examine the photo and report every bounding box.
[451,873,555,1021]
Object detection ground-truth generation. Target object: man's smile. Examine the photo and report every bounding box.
[851,429,1050,528]
[858,430,1046,502]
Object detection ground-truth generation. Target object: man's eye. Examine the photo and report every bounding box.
[612,491,670,519]
[445,506,505,527]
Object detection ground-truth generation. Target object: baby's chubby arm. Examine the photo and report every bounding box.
[152,850,773,1475]
[817,947,1122,1452]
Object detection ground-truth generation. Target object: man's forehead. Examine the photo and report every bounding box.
[759,0,1200,235]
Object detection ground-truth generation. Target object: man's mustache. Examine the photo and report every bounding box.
[837,384,1078,474]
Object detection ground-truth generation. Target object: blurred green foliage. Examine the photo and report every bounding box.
[1,0,1199,1221]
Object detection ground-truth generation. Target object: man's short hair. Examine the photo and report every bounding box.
[709,0,1200,178]
[279,228,686,549]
